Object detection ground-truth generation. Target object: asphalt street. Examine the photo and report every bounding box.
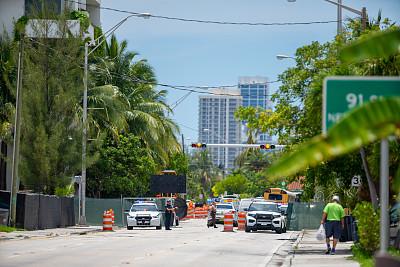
[0,219,299,267]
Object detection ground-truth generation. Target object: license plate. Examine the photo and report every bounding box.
[260,222,268,226]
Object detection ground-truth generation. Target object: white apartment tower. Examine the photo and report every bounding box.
[239,76,272,143]
[198,89,242,172]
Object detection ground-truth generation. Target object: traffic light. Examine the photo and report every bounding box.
[191,142,206,148]
[260,144,276,149]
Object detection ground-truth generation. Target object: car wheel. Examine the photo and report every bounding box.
[245,225,250,233]
[276,227,282,234]
[156,225,162,230]
[234,221,238,227]
[127,225,133,230]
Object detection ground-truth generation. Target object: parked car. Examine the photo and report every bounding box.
[245,201,287,234]
[390,203,399,226]
[208,203,238,226]
[127,202,162,230]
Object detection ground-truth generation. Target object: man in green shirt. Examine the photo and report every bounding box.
[321,196,345,255]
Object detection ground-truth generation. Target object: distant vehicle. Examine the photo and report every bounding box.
[220,195,240,211]
[390,203,399,226]
[264,188,296,204]
[208,203,238,226]
[127,202,162,230]
[161,170,177,175]
[238,198,265,214]
[280,204,288,215]
[245,201,287,234]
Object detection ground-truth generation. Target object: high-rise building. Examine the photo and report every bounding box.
[239,76,272,143]
[198,89,242,172]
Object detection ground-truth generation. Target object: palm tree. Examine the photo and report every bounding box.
[89,35,181,169]
[234,130,260,168]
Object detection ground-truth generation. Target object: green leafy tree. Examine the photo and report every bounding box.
[212,170,248,196]
[353,202,380,253]
[87,134,155,198]
[0,35,16,189]
[17,6,86,194]
[90,35,181,170]
[235,17,399,201]
[165,152,188,175]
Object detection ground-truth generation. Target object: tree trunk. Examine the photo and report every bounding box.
[359,147,378,210]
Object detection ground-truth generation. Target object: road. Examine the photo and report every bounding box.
[0,219,299,267]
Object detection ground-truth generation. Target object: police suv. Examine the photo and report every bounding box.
[244,201,287,234]
[127,202,162,230]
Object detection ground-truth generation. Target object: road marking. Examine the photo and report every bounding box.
[7,254,20,258]
[134,257,144,260]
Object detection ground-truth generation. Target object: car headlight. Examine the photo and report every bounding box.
[128,216,135,219]
[153,214,160,218]
[273,215,281,219]
[247,213,256,218]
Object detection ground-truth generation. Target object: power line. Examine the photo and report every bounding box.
[65,0,341,27]
[26,39,284,97]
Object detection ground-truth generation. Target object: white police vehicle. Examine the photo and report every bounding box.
[245,201,287,234]
[127,202,162,230]
[207,203,237,226]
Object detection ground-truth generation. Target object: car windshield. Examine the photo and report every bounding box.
[131,205,158,212]
[249,203,279,212]
[216,204,233,210]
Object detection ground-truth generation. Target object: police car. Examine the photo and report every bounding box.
[127,202,162,230]
[208,203,237,226]
[245,201,287,234]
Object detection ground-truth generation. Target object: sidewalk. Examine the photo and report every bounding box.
[287,230,360,267]
[0,225,103,242]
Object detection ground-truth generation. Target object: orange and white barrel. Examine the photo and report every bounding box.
[223,213,234,232]
[237,212,246,230]
[103,211,113,231]
[187,207,194,219]
[195,207,201,219]
[110,210,115,226]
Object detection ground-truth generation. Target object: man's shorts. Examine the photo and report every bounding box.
[325,220,341,239]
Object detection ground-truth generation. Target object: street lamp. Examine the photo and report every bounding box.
[276,55,296,60]
[287,0,366,34]
[79,12,151,226]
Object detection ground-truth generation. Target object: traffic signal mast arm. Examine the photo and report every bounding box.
[205,144,285,148]
[191,143,285,149]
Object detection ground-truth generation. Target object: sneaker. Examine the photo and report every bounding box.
[214,226,218,228]
[325,247,331,254]
[331,249,335,255]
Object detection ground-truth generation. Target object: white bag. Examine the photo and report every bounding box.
[316,224,326,241]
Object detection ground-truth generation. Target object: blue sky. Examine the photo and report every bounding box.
[100,0,400,143]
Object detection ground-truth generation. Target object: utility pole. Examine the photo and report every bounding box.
[9,35,24,227]
[182,134,185,155]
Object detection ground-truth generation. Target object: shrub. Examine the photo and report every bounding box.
[353,201,380,253]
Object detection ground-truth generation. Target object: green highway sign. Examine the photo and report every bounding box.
[322,76,400,134]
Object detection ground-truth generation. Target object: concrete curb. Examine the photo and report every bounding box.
[0,226,103,242]
[281,230,305,267]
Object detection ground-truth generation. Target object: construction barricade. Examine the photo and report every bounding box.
[103,211,113,231]
[223,213,234,232]
[237,212,246,230]
[195,207,201,219]
[188,206,195,219]
[202,207,207,218]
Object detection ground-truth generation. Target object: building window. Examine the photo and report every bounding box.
[25,0,62,16]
